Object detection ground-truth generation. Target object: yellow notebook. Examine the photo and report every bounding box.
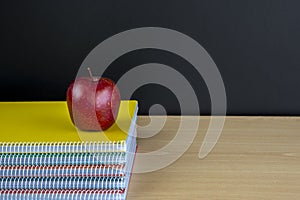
[0,100,138,153]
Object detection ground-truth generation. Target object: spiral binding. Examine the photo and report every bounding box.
[0,189,125,200]
[0,153,126,166]
[0,177,125,190]
[0,141,127,153]
[0,165,125,177]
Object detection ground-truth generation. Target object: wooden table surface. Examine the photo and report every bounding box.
[127,116,300,199]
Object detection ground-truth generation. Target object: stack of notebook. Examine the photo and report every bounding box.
[0,100,138,200]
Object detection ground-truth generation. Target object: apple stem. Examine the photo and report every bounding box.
[87,67,98,82]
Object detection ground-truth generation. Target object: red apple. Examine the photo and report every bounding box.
[66,68,120,131]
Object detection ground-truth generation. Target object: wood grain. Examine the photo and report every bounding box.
[127,116,300,199]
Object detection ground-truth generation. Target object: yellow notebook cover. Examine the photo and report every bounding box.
[0,100,137,143]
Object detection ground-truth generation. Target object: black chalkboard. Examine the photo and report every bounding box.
[1,0,299,115]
